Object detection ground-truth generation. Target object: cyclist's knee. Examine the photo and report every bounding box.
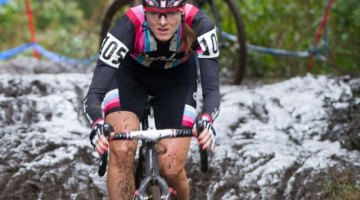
[105,111,139,169]
[105,111,140,131]
[109,141,137,168]
[160,159,185,179]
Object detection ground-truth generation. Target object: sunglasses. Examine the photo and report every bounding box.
[144,6,183,21]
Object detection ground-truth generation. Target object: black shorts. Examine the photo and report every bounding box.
[102,57,198,129]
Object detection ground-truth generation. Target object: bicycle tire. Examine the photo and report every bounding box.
[148,185,163,200]
[99,0,133,48]
[196,0,247,85]
[134,184,164,200]
[224,0,247,85]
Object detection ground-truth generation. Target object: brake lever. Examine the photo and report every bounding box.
[98,124,113,176]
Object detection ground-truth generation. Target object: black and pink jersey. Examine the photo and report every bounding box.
[84,3,220,127]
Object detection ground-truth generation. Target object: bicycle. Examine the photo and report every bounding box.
[97,98,208,199]
[99,0,247,85]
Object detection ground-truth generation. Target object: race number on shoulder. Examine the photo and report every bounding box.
[99,33,129,68]
[197,28,219,58]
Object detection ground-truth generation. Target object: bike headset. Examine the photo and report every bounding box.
[142,0,187,21]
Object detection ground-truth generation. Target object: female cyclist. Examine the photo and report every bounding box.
[83,0,220,199]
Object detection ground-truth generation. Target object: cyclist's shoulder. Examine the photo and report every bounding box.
[185,4,215,34]
[109,6,142,36]
[125,5,146,24]
[183,3,199,22]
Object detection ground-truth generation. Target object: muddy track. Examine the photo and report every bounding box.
[1,58,359,199]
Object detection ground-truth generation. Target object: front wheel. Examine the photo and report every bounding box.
[197,0,247,84]
[147,185,163,200]
[224,0,247,85]
[99,0,134,48]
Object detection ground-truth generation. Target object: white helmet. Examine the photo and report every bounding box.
[142,0,186,9]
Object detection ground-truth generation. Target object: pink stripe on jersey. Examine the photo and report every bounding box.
[102,89,121,114]
[104,98,119,108]
[182,120,193,128]
[127,6,146,53]
[184,4,199,27]
[131,6,145,24]
[92,118,104,128]
[182,104,196,127]
[104,101,120,114]
[183,115,195,124]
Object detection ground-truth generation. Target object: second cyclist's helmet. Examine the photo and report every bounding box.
[142,0,186,8]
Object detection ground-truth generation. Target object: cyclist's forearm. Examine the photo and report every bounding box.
[83,94,104,126]
[202,92,220,121]
[83,61,117,126]
[199,58,220,121]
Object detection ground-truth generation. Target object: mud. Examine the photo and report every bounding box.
[0,58,359,200]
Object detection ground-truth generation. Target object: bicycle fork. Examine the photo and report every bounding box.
[134,141,175,200]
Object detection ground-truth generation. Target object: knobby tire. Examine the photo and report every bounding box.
[99,0,132,47]
[148,185,163,200]
[223,0,247,85]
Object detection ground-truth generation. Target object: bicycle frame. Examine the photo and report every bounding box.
[100,99,194,200]
[106,129,193,200]
[135,139,173,199]
[101,126,193,199]
[136,98,176,199]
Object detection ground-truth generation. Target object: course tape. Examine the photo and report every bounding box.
[0,43,98,65]
[0,0,8,5]
[221,31,310,58]
[247,44,310,58]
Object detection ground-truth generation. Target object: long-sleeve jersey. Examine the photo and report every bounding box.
[84,4,220,127]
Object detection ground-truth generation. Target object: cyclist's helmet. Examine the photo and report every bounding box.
[142,0,186,9]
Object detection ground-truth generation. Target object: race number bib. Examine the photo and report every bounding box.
[197,27,219,58]
[99,33,129,68]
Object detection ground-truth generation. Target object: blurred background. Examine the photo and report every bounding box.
[0,0,359,80]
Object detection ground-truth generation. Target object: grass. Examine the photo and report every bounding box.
[321,168,360,200]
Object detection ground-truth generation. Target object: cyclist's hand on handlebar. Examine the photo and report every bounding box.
[89,120,110,156]
[192,114,216,151]
[95,134,109,156]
